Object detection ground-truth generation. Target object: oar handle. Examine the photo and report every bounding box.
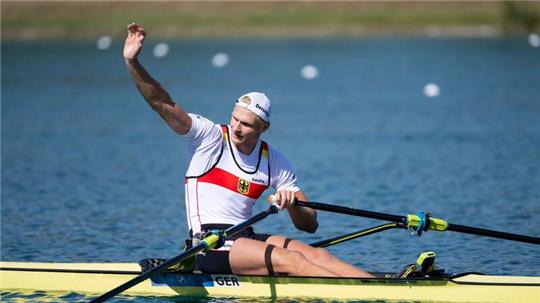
[266,195,283,211]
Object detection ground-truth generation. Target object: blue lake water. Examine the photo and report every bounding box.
[2,37,540,302]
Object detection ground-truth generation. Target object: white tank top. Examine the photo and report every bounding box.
[185,125,270,234]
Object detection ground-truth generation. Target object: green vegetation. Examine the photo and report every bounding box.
[2,1,539,40]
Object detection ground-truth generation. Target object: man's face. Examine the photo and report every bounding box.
[229,106,266,151]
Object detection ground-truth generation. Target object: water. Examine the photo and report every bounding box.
[2,37,540,302]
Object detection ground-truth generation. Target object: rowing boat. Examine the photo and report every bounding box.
[3,201,539,302]
[1,261,539,302]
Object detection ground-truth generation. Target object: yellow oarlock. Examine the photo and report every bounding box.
[406,214,449,232]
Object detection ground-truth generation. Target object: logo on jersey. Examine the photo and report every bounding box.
[237,178,250,195]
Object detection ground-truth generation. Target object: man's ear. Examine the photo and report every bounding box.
[262,121,270,132]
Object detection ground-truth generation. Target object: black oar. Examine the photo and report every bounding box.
[89,204,280,303]
[293,199,540,245]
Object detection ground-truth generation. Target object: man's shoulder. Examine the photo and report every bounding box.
[265,143,293,166]
[185,113,223,141]
[189,113,214,125]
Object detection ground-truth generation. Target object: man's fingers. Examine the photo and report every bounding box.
[126,23,146,36]
[274,191,296,209]
[279,192,289,209]
[275,192,284,208]
[127,23,137,32]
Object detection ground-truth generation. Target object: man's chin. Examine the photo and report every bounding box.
[231,136,243,145]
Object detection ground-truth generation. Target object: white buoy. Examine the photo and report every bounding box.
[528,33,540,48]
[96,35,112,50]
[212,53,229,67]
[423,83,440,98]
[153,43,169,58]
[300,65,319,80]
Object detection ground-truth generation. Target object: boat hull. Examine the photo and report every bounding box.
[1,262,539,302]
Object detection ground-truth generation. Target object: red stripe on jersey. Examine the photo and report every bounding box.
[197,167,267,199]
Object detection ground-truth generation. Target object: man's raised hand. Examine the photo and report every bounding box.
[123,23,146,62]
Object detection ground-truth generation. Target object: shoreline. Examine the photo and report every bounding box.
[4,25,507,41]
[2,1,539,41]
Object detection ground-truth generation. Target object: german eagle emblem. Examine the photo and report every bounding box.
[237,178,250,195]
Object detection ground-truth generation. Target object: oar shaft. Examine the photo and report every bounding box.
[295,200,405,223]
[225,204,280,237]
[295,199,539,245]
[448,223,540,245]
[89,204,280,303]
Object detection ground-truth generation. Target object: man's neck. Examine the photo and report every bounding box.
[235,140,259,155]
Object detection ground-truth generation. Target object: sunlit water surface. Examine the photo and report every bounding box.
[2,37,539,302]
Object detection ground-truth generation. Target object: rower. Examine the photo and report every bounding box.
[123,22,373,278]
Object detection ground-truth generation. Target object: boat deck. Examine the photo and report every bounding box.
[1,262,539,302]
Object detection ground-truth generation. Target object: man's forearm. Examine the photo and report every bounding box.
[289,207,318,233]
[289,191,318,233]
[125,59,175,110]
[124,58,191,135]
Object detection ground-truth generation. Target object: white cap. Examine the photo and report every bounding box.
[235,92,271,123]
